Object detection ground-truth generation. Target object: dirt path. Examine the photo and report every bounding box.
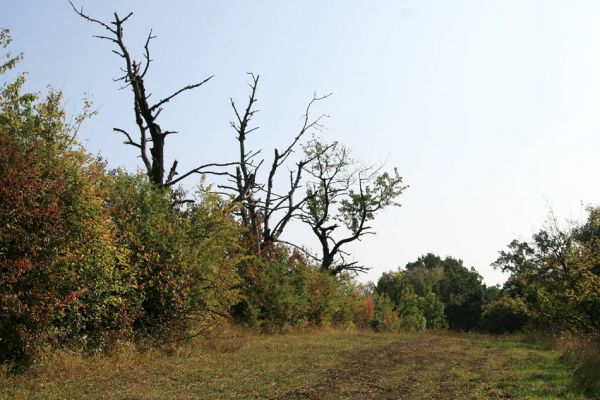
[272,335,520,400]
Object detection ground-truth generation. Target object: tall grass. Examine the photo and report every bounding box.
[520,330,600,399]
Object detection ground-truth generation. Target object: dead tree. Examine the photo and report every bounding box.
[222,74,331,254]
[71,2,234,188]
[301,140,408,275]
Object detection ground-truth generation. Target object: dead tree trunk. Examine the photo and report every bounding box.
[71,2,234,188]
[223,74,331,254]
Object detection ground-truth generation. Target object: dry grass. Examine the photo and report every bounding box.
[0,329,590,399]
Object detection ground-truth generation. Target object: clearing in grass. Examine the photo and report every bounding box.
[0,330,590,400]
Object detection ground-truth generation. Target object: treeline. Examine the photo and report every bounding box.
[367,211,600,338]
[368,254,493,332]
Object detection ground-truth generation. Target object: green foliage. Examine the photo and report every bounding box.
[302,139,408,274]
[105,172,242,339]
[337,168,406,235]
[434,257,485,331]
[493,209,600,334]
[370,294,400,332]
[418,291,447,329]
[232,251,309,331]
[0,64,135,365]
[233,249,362,331]
[0,34,243,365]
[305,271,362,328]
[375,254,488,331]
[0,28,22,75]
[374,271,435,331]
[404,264,444,297]
[480,296,529,334]
[405,254,487,330]
[398,301,427,332]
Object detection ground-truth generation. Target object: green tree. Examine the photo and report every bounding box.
[371,294,400,332]
[302,140,408,275]
[232,249,310,331]
[493,209,600,333]
[480,296,529,334]
[375,271,431,331]
[418,291,447,329]
[402,254,486,330]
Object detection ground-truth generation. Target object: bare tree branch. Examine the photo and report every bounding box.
[72,3,226,188]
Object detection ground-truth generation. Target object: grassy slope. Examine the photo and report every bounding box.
[0,331,589,400]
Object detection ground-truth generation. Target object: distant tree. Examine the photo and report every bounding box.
[404,260,444,297]
[375,270,444,330]
[433,257,485,330]
[418,291,447,329]
[401,254,486,330]
[301,140,408,275]
[405,253,443,271]
[371,294,399,332]
[71,3,234,188]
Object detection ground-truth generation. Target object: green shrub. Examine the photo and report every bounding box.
[232,250,309,331]
[370,294,400,332]
[106,173,242,340]
[0,81,135,366]
[305,270,362,328]
[480,296,529,334]
[419,292,447,329]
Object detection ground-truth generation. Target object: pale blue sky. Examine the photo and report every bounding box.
[4,1,600,285]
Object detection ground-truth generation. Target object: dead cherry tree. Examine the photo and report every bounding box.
[222,74,331,254]
[71,2,234,187]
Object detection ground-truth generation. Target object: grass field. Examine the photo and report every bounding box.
[0,330,591,400]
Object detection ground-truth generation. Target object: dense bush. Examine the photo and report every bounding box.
[374,271,442,331]
[0,36,245,363]
[370,294,400,332]
[480,296,529,334]
[0,80,136,366]
[105,173,243,340]
[405,254,486,330]
[305,271,362,328]
[493,209,600,334]
[233,251,309,331]
[232,249,363,331]
[418,292,447,329]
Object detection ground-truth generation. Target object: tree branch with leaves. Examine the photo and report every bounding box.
[301,139,408,275]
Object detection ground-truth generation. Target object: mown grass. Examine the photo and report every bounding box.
[0,329,593,399]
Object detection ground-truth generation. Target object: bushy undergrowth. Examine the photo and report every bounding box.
[0,81,137,366]
[232,250,363,332]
